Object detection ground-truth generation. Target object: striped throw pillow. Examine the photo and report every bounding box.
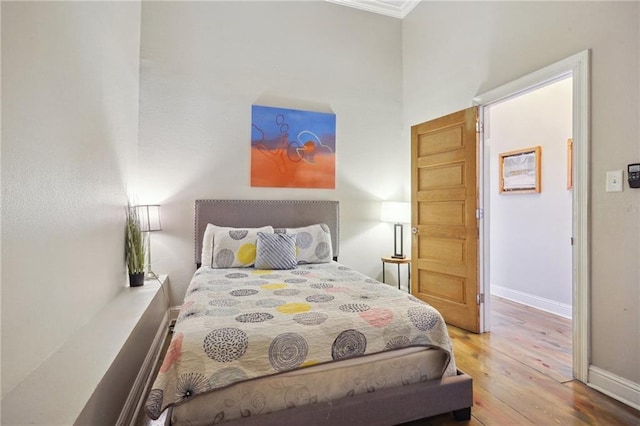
[255,232,297,270]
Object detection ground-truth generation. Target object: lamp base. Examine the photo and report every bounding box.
[145,270,159,281]
[392,223,406,260]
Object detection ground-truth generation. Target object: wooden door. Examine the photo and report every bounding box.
[411,107,480,332]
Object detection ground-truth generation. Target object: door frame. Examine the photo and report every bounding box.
[473,50,590,382]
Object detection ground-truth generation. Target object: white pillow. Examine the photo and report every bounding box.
[279,223,333,264]
[212,227,274,268]
[201,224,273,267]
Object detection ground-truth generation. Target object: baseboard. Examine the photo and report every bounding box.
[491,284,572,319]
[588,366,640,411]
[117,310,170,426]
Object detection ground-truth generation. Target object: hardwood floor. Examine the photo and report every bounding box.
[418,296,640,425]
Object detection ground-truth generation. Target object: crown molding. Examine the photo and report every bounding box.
[325,0,420,19]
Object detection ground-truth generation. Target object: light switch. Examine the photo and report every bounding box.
[606,170,623,192]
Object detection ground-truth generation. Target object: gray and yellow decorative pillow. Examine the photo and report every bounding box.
[201,224,273,267]
[211,227,274,268]
[254,232,297,270]
[277,223,333,264]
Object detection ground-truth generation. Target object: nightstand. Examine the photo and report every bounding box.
[381,256,411,292]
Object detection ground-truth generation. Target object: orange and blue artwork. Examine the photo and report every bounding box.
[251,105,336,189]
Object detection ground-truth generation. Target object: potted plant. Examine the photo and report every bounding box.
[126,203,146,287]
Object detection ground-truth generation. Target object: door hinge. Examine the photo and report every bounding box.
[476,121,483,133]
[477,293,485,304]
[475,208,484,219]
[570,237,574,246]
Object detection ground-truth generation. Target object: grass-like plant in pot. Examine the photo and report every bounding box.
[126,203,146,287]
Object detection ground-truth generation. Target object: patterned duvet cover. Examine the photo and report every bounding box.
[145,262,456,421]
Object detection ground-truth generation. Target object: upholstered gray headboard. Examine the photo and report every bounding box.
[194,199,340,265]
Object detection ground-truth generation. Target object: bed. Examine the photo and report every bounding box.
[145,199,473,425]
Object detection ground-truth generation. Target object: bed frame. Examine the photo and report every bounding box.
[185,199,473,425]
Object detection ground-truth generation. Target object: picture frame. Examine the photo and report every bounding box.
[499,146,541,194]
[250,105,336,189]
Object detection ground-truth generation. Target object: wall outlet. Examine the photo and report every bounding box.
[606,170,623,192]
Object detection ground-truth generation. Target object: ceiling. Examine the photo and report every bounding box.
[325,0,421,19]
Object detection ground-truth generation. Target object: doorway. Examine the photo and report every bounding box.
[484,76,574,377]
[487,77,573,318]
[475,50,590,382]
[409,50,589,382]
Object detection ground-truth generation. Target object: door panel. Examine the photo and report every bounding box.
[421,202,465,225]
[419,163,465,188]
[419,237,465,264]
[417,271,466,303]
[411,106,480,332]
[418,127,464,154]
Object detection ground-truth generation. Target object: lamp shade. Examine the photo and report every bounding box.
[136,204,162,232]
[380,201,411,224]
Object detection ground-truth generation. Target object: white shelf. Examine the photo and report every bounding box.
[2,275,169,425]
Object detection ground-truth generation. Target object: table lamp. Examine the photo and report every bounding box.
[380,201,411,259]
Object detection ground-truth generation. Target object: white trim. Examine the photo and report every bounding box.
[324,0,420,19]
[490,285,572,319]
[474,50,590,383]
[477,106,489,333]
[119,310,170,426]
[570,50,591,384]
[588,366,640,411]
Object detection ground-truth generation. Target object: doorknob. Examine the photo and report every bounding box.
[411,227,418,234]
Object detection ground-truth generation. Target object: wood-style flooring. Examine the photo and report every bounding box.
[419,296,640,425]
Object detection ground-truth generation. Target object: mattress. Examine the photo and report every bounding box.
[145,261,457,423]
[170,347,448,425]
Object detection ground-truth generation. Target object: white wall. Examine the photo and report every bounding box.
[403,0,639,386]
[488,78,573,313]
[1,1,141,397]
[137,1,406,305]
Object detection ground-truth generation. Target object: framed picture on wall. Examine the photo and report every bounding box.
[499,146,541,194]
[250,105,336,189]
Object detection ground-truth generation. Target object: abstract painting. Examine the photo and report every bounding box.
[251,105,336,189]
